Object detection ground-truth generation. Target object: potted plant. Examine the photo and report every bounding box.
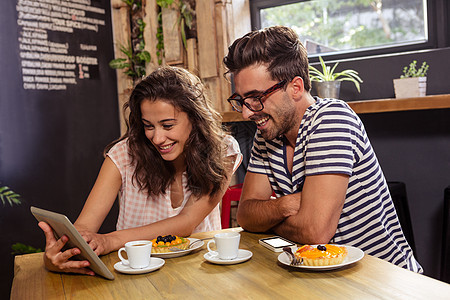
[309,56,363,99]
[393,60,429,98]
[0,184,21,206]
[1,184,43,255]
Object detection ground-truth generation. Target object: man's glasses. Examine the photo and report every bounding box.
[227,80,287,113]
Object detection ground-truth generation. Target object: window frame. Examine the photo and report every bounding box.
[250,0,448,63]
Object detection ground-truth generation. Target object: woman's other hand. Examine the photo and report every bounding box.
[77,230,114,256]
[38,221,95,276]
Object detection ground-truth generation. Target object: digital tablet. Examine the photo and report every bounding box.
[31,206,115,280]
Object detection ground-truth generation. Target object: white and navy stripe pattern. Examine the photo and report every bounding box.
[248,97,422,273]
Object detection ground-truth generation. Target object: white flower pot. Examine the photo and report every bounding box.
[393,77,427,98]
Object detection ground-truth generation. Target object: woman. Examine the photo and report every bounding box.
[38,66,242,275]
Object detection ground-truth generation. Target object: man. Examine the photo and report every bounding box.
[223,25,422,272]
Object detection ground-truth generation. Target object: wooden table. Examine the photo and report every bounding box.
[11,228,450,299]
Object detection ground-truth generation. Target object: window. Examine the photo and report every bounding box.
[251,0,430,58]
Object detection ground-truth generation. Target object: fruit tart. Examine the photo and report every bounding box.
[295,244,348,266]
[151,235,190,253]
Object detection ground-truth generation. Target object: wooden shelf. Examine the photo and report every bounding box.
[222,94,450,122]
[347,94,450,114]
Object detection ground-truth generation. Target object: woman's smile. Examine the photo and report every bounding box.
[158,142,176,153]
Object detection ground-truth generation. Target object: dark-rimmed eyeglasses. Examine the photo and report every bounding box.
[227,80,287,113]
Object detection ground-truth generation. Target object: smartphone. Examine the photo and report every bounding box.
[258,236,297,252]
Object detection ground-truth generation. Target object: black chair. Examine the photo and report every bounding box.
[441,185,450,283]
[387,181,417,255]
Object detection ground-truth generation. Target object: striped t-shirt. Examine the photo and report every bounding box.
[248,97,422,273]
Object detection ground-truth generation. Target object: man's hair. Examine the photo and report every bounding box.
[223,25,311,91]
[105,66,228,197]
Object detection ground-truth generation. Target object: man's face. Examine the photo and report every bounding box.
[234,64,297,141]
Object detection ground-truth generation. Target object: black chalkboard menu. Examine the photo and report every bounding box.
[0,0,119,296]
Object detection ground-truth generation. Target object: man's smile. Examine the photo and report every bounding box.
[254,116,270,127]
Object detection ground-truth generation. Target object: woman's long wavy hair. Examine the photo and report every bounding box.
[105,66,228,198]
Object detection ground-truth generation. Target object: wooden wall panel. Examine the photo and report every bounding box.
[204,77,222,114]
[111,1,133,135]
[143,0,159,74]
[186,38,198,75]
[231,0,251,42]
[196,0,218,79]
[110,0,251,118]
[214,1,232,112]
[162,7,184,64]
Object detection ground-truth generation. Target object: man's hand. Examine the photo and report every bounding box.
[276,193,301,218]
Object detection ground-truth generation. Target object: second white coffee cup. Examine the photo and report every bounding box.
[207,232,240,260]
[118,240,152,269]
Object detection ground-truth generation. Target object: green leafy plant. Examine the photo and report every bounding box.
[400,60,429,78]
[109,0,151,81]
[122,0,141,7]
[156,0,174,7]
[309,56,363,92]
[178,1,194,49]
[11,243,42,255]
[0,186,43,255]
[109,43,151,79]
[0,185,21,206]
[156,10,165,65]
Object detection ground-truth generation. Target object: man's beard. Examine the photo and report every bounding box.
[260,99,298,141]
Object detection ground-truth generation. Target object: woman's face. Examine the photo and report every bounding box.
[141,99,192,166]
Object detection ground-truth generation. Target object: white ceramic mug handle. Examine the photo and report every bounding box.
[207,240,218,256]
[118,247,129,265]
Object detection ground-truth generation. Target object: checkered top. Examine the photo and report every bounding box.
[108,135,242,232]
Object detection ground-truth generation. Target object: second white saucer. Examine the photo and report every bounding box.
[204,249,253,265]
[114,257,165,274]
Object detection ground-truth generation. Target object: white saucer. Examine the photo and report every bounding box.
[114,257,165,274]
[204,249,253,265]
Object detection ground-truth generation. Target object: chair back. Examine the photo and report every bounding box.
[387,181,417,255]
[221,184,243,229]
[441,185,450,283]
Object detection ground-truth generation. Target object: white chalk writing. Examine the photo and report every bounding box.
[16,0,105,91]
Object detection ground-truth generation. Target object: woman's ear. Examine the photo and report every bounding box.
[289,76,305,100]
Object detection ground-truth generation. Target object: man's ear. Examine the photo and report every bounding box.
[290,76,305,101]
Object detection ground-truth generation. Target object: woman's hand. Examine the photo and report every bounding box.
[38,221,95,276]
[77,230,114,256]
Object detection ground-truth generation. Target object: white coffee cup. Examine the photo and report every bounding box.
[118,240,152,269]
[207,232,240,260]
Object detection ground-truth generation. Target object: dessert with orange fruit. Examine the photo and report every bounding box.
[294,244,348,266]
[151,235,190,253]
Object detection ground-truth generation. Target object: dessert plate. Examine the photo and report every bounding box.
[152,238,204,258]
[277,245,364,271]
[204,249,253,265]
[114,257,165,274]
